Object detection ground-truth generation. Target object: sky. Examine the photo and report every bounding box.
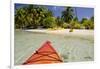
[15,3,94,21]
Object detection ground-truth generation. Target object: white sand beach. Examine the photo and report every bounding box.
[24,29,94,36]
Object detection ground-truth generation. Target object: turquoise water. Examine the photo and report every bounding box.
[14,30,94,65]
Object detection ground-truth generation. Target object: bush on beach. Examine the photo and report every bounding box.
[69,29,74,32]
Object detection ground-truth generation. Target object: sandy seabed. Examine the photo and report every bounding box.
[15,29,94,65]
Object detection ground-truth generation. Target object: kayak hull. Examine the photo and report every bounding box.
[23,41,63,65]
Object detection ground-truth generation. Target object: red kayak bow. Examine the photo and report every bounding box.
[23,41,63,65]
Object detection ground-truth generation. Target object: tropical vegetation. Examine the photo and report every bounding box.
[15,5,94,30]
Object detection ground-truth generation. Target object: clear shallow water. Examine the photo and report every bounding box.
[14,30,94,65]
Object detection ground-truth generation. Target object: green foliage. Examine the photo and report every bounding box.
[81,18,88,24]
[73,17,78,22]
[15,8,27,29]
[62,7,74,23]
[74,23,81,29]
[62,23,69,28]
[69,17,81,29]
[80,25,85,29]
[15,5,53,29]
[69,29,73,32]
[81,17,94,29]
[56,16,63,27]
[90,16,94,22]
[43,17,56,28]
[15,5,94,30]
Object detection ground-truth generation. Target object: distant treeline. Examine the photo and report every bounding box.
[15,5,94,29]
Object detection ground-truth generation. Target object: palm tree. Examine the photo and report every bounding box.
[81,18,88,24]
[62,7,74,23]
[15,8,27,29]
[56,16,63,27]
[15,5,53,29]
[90,16,94,22]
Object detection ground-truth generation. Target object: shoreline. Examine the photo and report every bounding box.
[21,29,94,36]
[15,29,94,65]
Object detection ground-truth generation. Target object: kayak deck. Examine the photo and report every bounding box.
[23,41,63,65]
